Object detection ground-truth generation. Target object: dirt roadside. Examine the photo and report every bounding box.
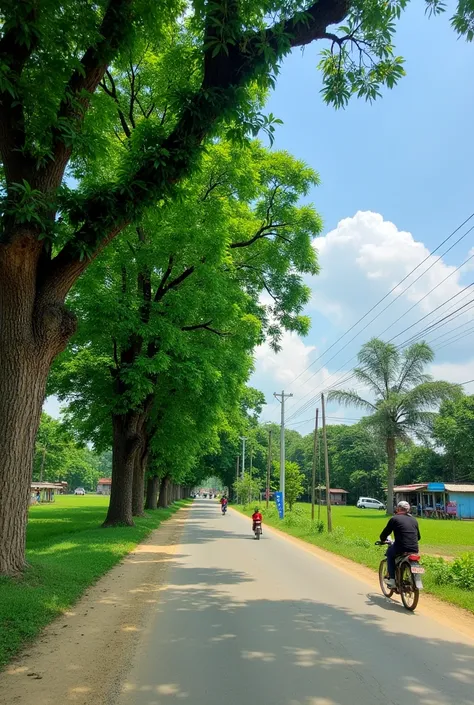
[0,506,189,705]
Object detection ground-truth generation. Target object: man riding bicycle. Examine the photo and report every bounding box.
[379,500,421,589]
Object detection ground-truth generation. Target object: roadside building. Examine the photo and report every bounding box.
[393,482,474,519]
[97,478,112,495]
[318,488,348,506]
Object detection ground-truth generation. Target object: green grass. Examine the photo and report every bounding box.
[0,495,189,669]
[236,503,474,614]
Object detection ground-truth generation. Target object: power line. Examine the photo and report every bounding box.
[286,295,474,422]
[283,223,474,421]
[283,213,474,395]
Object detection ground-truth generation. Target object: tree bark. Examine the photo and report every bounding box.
[386,436,396,515]
[0,235,74,575]
[103,412,142,527]
[132,444,148,517]
[158,474,170,508]
[145,475,159,510]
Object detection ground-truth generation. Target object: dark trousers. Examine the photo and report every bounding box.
[386,543,398,579]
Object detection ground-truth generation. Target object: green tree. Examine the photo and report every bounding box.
[328,339,460,513]
[395,444,446,485]
[284,461,305,511]
[34,413,104,492]
[0,0,466,574]
[433,395,474,483]
[234,474,261,505]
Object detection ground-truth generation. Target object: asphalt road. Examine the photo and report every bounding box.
[116,500,474,705]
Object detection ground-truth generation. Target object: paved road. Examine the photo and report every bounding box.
[117,500,474,705]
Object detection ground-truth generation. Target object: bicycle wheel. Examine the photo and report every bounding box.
[400,563,419,611]
[379,559,394,598]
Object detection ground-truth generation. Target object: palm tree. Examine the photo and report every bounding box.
[328,339,460,513]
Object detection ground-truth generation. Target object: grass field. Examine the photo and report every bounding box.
[237,503,474,614]
[0,495,188,669]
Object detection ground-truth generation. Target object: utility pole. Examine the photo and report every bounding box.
[274,390,293,517]
[321,393,332,532]
[266,429,272,510]
[311,408,319,522]
[239,436,248,477]
[236,455,240,504]
[250,447,253,478]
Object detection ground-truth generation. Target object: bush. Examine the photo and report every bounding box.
[353,535,372,549]
[424,557,452,585]
[329,526,346,543]
[451,553,474,590]
[425,553,474,591]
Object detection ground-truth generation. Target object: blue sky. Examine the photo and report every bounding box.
[249,2,474,433]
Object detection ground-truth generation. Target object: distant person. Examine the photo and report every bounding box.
[379,501,421,589]
[36,491,41,503]
[252,507,263,535]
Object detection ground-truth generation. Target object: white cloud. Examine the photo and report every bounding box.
[252,211,474,429]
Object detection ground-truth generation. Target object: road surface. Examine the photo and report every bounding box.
[116,500,474,705]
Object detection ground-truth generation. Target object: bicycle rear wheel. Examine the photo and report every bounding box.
[400,563,419,611]
[379,559,394,598]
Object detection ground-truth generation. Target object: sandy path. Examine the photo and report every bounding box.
[0,507,189,705]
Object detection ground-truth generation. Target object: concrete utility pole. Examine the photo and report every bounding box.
[321,393,332,533]
[273,390,293,517]
[239,436,247,476]
[236,455,240,504]
[311,408,319,522]
[266,429,272,510]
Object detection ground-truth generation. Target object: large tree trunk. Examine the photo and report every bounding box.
[145,475,159,510]
[0,354,49,574]
[386,436,396,515]
[0,235,75,575]
[158,474,170,508]
[132,444,148,517]
[103,412,142,527]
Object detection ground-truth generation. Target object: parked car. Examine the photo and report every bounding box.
[357,496,385,510]
[74,487,86,495]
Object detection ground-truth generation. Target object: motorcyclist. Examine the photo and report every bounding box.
[252,507,263,534]
[380,500,421,588]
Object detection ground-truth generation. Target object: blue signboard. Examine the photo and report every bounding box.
[427,482,445,492]
[275,491,284,519]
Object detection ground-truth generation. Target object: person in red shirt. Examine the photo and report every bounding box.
[252,507,263,533]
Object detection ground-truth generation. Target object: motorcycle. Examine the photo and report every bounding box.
[254,520,262,540]
[375,539,424,611]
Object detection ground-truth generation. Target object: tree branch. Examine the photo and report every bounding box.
[41,0,349,298]
[0,3,39,183]
[182,321,229,336]
[40,0,134,190]
[230,222,290,249]
[100,70,131,138]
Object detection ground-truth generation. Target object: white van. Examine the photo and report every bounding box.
[357,497,385,510]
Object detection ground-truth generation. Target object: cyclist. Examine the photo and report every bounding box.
[380,500,421,588]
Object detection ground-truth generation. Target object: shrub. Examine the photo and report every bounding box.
[424,557,452,586]
[425,553,474,591]
[451,553,474,590]
[329,526,346,543]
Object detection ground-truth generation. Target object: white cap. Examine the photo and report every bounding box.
[397,501,411,512]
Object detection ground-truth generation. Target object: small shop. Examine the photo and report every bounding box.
[393,482,474,519]
[30,482,64,504]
